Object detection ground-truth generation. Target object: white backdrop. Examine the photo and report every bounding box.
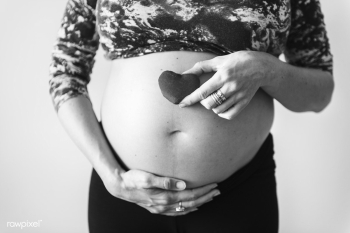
[0,1,349,232]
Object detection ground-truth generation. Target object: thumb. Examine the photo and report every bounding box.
[151,175,186,191]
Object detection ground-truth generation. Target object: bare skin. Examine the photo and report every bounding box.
[180,51,334,116]
[101,51,274,188]
[58,95,220,217]
[57,50,333,216]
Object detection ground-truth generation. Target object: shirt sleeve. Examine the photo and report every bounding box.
[284,0,333,74]
[49,0,99,112]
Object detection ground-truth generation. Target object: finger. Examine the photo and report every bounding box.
[138,203,173,214]
[138,203,198,216]
[200,92,219,110]
[179,71,223,107]
[218,99,249,120]
[176,189,220,210]
[161,189,220,214]
[212,91,245,114]
[122,171,186,190]
[173,183,218,202]
[137,203,153,208]
[181,58,220,76]
[200,82,241,110]
[154,187,219,212]
[149,182,218,206]
[148,174,186,191]
[163,208,198,216]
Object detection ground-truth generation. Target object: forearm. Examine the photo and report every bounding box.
[262,56,334,113]
[57,96,124,182]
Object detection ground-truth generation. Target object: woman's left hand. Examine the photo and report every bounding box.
[179,51,276,120]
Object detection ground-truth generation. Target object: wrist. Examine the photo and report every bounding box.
[93,151,125,185]
[95,156,126,198]
[260,53,284,90]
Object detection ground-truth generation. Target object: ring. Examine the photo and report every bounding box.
[216,90,227,102]
[175,201,185,212]
[210,89,227,107]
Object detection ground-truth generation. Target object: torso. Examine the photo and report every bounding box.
[101,51,274,188]
[50,0,331,188]
[96,0,290,188]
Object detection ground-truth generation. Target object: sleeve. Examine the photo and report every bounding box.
[49,0,99,112]
[284,0,333,74]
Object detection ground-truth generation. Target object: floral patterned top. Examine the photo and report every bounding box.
[49,0,333,111]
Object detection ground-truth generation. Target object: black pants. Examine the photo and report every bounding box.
[88,134,278,233]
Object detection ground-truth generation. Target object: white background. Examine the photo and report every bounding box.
[0,0,349,232]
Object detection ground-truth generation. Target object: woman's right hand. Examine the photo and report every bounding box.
[103,169,220,216]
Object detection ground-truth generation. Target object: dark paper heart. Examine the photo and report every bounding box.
[158,71,200,104]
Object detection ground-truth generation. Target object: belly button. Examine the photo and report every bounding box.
[169,130,182,136]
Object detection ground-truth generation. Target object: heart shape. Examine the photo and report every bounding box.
[158,71,200,104]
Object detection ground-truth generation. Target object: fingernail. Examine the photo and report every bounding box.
[176,181,186,190]
[213,191,221,197]
[179,103,186,108]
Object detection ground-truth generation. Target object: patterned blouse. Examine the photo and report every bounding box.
[49,0,333,111]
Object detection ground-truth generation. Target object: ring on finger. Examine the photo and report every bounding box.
[210,89,227,107]
[216,90,227,103]
[175,201,186,212]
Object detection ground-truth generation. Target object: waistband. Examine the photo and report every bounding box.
[217,133,275,194]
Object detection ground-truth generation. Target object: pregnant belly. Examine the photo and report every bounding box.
[101,51,274,188]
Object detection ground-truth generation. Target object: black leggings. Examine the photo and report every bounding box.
[88,134,278,233]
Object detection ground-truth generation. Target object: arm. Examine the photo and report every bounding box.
[264,0,334,113]
[49,0,115,180]
[50,0,219,215]
[262,57,334,113]
[57,96,122,185]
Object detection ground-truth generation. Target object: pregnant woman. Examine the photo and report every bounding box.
[49,0,334,232]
